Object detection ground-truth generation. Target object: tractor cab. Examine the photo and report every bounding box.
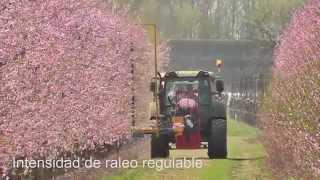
[146,70,227,159]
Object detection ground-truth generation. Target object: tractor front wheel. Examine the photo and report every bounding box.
[208,118,227,159]
[151,134,169,158]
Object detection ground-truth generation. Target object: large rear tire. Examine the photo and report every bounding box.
[208,118,227,159]
[151,134,169,158]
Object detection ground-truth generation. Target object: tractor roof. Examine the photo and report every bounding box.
[160,70,216,78]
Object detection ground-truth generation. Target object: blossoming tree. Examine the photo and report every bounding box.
[0,0,153,175]
[262,0,320,178]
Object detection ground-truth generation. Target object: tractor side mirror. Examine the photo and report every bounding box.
[216,80,224,93]
[150,80,156,93]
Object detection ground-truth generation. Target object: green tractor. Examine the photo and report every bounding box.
[144,69,227,159]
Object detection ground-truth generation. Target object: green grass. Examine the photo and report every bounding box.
[100,119,271,180]
[103,168,146,180]
[227,119,259,137]
[200,159,233,180]
[227,119,270,180]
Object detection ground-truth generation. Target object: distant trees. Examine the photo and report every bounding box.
[110,0,305,41]
[245,0,305,42]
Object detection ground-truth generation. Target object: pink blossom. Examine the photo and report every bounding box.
[0,0,154,175]
[262,0,320,179]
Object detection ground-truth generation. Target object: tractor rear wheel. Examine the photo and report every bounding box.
[208,118,227,159]
[151,134,169,158]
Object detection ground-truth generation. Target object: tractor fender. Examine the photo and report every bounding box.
[210,99,227,120]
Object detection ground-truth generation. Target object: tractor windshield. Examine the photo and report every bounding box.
[165,78,210,106]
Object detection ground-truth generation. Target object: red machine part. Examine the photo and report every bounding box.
[175,97,201,149]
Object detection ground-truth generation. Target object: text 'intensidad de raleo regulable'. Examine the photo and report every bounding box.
[13,157,203,171]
